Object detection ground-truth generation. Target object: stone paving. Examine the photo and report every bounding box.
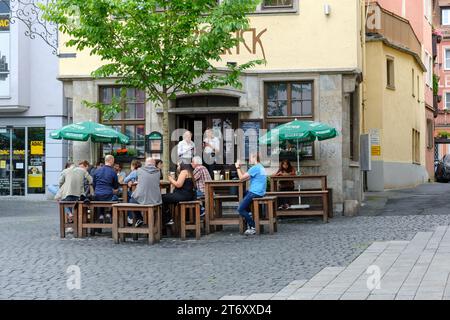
[1,183,450,299]
[221,225,450,300]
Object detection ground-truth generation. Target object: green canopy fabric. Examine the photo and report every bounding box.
[50,121,130,144]
[259,120,338,145]
[259,119,338,174]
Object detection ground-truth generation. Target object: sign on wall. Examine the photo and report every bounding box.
[0,13,9,97]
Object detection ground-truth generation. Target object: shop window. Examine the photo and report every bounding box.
[27,127,45,194]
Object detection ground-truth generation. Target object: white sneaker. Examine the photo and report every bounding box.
[65,227,74,234]
[166,219,174,226]
[127,217,133,225]
[244,227,256,236]
[105,213,112,224]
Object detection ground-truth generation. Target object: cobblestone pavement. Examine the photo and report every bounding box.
[1,183,450,300]
[222,225,450,300]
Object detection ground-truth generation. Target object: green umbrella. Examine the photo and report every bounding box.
[50,121,130,163]
[259,119,338,174]
[50,121,130,144]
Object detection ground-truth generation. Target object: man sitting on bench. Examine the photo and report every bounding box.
[129,157,162,227]
[235,153,267,236]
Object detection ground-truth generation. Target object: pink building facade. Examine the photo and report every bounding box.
[371,0,435,179]
[433,0,450,163]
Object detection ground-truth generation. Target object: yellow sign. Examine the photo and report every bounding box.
[0,160,5,169]
[0,16,9,31]
[28,165,43,188]
[31,141,44,155]
[371,145,381,156]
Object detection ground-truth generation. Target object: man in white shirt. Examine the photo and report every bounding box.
[178,130,195,164]
[203,128,220,178]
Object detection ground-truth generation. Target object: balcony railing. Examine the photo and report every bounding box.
[366,2,421,58]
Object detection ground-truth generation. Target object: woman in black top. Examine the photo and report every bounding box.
[155,159,163,180]
[162,163,196,225]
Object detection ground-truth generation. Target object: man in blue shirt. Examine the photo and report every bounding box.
[93,154,119,224]
[235,153,267,236]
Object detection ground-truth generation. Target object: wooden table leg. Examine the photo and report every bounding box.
[112,206,119,244]
[195,204,201,240]
[253,201,260,235]
[148,208,155,245]
[268,201,274,235]
[180,205,186,241]
[59,204,65,238]
[323,193,328,223]
[73,204,79,238]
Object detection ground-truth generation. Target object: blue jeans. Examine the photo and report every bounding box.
[196,190,204,199]
[128,197,143,221]
[237,191,262,229]
[62,195,79,216]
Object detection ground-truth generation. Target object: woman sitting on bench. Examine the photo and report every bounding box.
[274,159,296,210]
[162,163,196,226]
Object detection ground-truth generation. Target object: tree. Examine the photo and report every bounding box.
[42,0,263,176]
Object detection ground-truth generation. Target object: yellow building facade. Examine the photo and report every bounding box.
[364,3,428,190]
[58,0,365,214]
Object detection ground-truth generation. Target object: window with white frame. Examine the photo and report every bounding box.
[425,52,432,86]
[442,7,450,26]
[425,0,432,22]
[445,49,450,70]
[446,92,450,109]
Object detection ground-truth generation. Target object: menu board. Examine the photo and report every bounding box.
[241,121,261,160]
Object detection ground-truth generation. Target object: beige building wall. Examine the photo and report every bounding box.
[365,41,428,191]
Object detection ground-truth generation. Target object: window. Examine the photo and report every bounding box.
[445,92,450,109]
[100,86,146,159]
[427,119,433,149]
[417,75,420,102]
[412,129,420,164]
[442,7,450,25]
[425,0,432,22]
[425,52,432,87]
[265,81,313,118]
[412,69,415,97]
[445,49,450,70]
[387,58,395,89]
[263,0,293,8]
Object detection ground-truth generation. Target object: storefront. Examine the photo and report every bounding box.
[0,126,46,196]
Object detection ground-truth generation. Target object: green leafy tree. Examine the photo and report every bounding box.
[42,0,262,176]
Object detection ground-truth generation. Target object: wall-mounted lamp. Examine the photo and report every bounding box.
[324,4,331,15]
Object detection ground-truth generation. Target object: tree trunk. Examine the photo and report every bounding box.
[162,93,170,180]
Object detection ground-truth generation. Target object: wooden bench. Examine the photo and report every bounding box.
[179,201,202,240]
[58,201,79,238]
[252,196,278,235]
[266,190,329,223]
[77,201,118,237]
[212,194,238,232]
[112,203,162,245]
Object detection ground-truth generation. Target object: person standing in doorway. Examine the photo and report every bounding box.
[178,131,196,164]
[235,153,267,236]
[202,128,220,178]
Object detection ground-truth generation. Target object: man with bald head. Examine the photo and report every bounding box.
[92,154,120,224]
[129,157,162,227]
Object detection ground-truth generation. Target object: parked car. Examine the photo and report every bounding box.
[435,154,450,182]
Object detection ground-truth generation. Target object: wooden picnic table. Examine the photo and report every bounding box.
[269,174,327,192]
[269,174,330,221]
[121,181,171,202]
[204,180,246,234]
